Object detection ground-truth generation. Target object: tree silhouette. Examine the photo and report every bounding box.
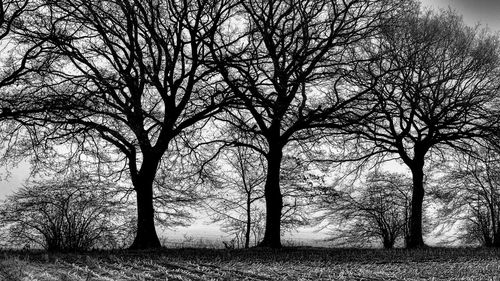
[209,0,389,248]
[19,0,236,249]
[348,7,500,248]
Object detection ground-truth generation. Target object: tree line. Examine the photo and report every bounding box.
[0,0,498,250]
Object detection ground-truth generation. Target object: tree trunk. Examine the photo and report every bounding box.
[490,208,500,247]
[492,234,500,248]
[406,165,426,249]
[383,236,395,249]
[404,200,411,246]
[129,160,162,250]
[257,147,283,248]
[484,230,493,247]
[245,196,251,249]
[492,222,500,247]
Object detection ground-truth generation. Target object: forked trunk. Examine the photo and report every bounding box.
[406,165,426,249]
[258,147,283,248]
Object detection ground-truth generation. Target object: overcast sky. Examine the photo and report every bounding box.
[420,0,500,31]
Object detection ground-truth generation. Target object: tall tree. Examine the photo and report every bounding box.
[19,0,235,249]
[209,0,389,248]
[349,7,500,248]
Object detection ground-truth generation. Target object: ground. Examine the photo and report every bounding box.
[1,247,500,280]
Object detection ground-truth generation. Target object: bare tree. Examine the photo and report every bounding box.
[320,171,411,249]
[0,174,133,251]
[12,0,236,249]
[347,6,500,248]
[209,0,390,248]
[205,146,266,248]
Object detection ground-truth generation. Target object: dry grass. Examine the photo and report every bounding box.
[1,247,500,280]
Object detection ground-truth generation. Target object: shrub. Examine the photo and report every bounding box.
[0,175,134,251]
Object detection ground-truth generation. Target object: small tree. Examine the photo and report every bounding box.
[321,171,412,249]
[0,175,133,251]
[205,147,311,248]
[205,146,266,248]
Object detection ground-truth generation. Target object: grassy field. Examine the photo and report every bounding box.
[1,247,500,280]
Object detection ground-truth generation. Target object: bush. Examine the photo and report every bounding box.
[0,175,134,251]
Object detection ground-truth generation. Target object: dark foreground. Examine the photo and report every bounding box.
[1,247,500,280]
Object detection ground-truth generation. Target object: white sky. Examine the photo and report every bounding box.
[0,162,29,200]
